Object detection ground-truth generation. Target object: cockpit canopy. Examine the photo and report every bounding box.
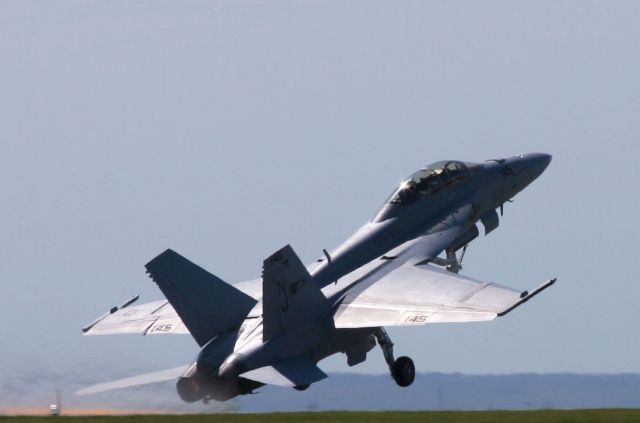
[387,161,469,206]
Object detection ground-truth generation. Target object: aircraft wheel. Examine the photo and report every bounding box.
[393,356,415,387]
[294,384,310,391]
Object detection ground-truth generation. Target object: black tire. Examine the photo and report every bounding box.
[393,356,415,387]
[294,384,310,391]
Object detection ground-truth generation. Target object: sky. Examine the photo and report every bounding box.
[1,0,639,388]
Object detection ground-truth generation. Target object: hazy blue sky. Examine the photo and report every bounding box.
[1,1,639,382]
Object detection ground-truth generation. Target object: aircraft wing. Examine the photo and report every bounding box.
[82,298,190,336]
[329,204,555,328]
[333,261,555,328]
[82,279,262,337]
[82,279,262,335]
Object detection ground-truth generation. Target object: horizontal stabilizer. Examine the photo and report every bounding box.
[146,249,257,346]
[241,356,327,387]
[75,365,188,395]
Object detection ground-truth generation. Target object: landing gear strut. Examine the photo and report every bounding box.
[373,327,415,387]
[431,244,468,274]
[445,244,467,274]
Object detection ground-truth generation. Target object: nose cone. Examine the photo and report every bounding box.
[502,153,552,195]
[523,152,552,179]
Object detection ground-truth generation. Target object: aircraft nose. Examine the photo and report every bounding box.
[501,153,552,195]
[522,152,552,179]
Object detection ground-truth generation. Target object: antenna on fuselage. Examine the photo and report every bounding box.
[322,249,332,264]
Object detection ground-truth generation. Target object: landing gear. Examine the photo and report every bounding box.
[393,356,415,387]
[431,244,468,274]
[449,244,467,273]
[293,384,310,391]
[373,327,415,387]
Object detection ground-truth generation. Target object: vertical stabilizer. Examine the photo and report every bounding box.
[262,245,326,341]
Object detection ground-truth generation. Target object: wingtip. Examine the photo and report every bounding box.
[498,277,557,317]
[80,295,141,334]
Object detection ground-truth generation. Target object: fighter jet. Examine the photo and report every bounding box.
[79,153,555,402]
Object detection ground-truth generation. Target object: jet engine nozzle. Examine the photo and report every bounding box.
[176,374,254,403]
[176,377,203,403]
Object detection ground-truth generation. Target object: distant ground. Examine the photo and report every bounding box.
[3,410,640,423]
[4,369,640,413]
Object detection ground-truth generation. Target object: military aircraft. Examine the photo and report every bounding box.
[78,153,555,403]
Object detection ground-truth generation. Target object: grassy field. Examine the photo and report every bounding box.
[3,410,640,423]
